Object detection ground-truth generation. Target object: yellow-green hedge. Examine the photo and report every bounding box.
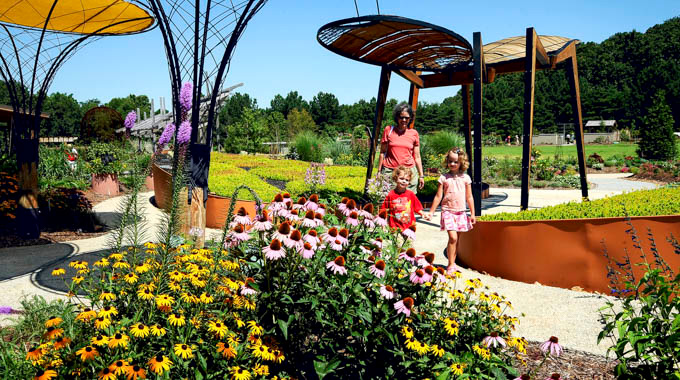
[480,186,680,221]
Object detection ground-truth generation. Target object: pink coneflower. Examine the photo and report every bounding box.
[282,192,292,206]
[230,224,251,243]
[321,227,339,243]
[394,297,414,317]
[337,228,349,245]
[253,210,273,231]
[292,197,307,210]
[399,248,418,264]
[375,210,388,227]
[366,255,376,263]
[409,269,426,284]
[329,239,344,251]
[371,238,384,249]
[326,256,347,275]
[286,209,300,223]
[362,215,375,228]
[273,221,291,241]
[304,194,319,211]
[483,332,507,348]
[345,211,359,226]
[314,212,325,227]
[359,203,374,219]
[303,229,320,246]
[402,225,416,240]
[369,260,386,278]
[269,193,286,210]
[342,199,357,217]
[434,267,446,282]
[540,336,563,357]
[337,197,349,213]
[263,239,286,261]
[513,375,531,380]
[359,245,372,255]
[233,207,252,225]
[380,285,395,299]
[301,210,317,228]
[240,277,257,296]
[299,242,316,259]
[317,204,327,216]
[422,266,435,283]
[284,230,304,250]
[545,374,562,380]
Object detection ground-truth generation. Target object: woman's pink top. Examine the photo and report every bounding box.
[439,172,471,212]
[381,126,420,168]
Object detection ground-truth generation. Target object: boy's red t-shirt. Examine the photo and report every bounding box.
[380,189,423,231]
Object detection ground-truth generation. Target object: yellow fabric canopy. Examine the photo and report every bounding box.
[0,0,153,34]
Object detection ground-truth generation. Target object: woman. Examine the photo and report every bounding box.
[377,102,425,193]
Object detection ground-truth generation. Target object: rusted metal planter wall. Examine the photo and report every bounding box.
[458,215,680,294]
[92,174,120,196]
[152,163,173,210]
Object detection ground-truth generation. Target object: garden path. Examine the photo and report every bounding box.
[0,174,659,356]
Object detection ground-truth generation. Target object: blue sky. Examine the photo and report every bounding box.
[49,0,680,112]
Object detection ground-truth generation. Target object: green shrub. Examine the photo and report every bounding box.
[38,145,90,190]
[533,180,547,188]
[481,186,680,221]
[422,130,465,155]
[604,159,618,167]
[637,91,678,160]
[293,131,324,162]
[324,138,351,162]
[82,142,124,175]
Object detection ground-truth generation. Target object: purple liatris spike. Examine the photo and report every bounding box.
[124,111,136,130]
[158,123,176,147]
[177,121,192,145]
[180,82,193,112]
[0,306,13,314]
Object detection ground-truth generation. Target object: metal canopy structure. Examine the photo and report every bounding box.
[0,0,155,238]
[318,15,588,214]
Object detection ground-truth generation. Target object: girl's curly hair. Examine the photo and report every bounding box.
[443,147,469,173]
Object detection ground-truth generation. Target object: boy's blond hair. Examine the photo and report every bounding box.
[391,165,412,182]
[443,148,470,173]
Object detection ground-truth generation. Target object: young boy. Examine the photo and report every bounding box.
[380,165,427,231]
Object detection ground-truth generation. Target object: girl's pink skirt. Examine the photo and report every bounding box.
[440,210,473,232]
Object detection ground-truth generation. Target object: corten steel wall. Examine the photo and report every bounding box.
[458,215,680,294]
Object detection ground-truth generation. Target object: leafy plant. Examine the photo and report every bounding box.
[38,145,90,190]
[637,91,678,160]
[292,130,324,162]
[82,142,124,175]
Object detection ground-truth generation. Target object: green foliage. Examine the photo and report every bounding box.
[309,91,341,127]
[480,186,680,221]
[80,107,123,144]
[286,108,316,138]
[423,130,465,156]
[270,91,309,118]
[637,91,678,160]
[222,108,269,154]
[292,130,324,162]
[38,188,96,232]
[106,94,151,120]
[323,138,351,163]
[82,142,124,175]
[598,226,680,378]
[38,145,90,190]
[41,92,82,137]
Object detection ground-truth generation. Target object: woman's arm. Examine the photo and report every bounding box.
[465,183,476,223]
[428,182,444,219]
[413,144,425,189]
[377,142,388,172]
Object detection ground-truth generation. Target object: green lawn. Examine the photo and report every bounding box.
[484,143,638,160]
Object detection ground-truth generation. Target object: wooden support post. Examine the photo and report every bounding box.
[565,54,589,200]
[472,32,483,216]
[520,28,538,211]
[408,71,421,129]
[184,187,206,247]
[462,84,473,179]
[364,66,391,192]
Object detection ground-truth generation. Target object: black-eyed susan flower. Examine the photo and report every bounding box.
[98,367,116,380]
[229,366,251,380]
[173,343,193,359]
[45,316,62,328]
[69,260,88,270]
[98,306,118,318]
[99,292,116,301]
[91,334,109,347]
[207,320,229,339]
[76,345,99,361]
[155,294,174,308]
[125,364,146,380]
[429,344,444,357]
[190,317,201,328]
[130,323,150,338]
[51,268,66,276]
[71,276,84,284]
[124,273,139,284]
[443,318,460,336]
[134,263,150,273]
[93,258,110,267]
[53,337,71,349]
[44,327,64,340]
[199,292,214,304]
[33,369,57,380]
[273,348,285,364]
[112,261,130,270]
[108,333,129,349]
[450,363,465,376]
[25,347,43,362]
[167,313,186,327]
[137,288,154,301]
[76,308,97,322]
[216,342,237,358]
[400,326,414,339]
[168,281,181,292]
[94,317,111,330]
[147,355,172,375]
[473,344,491,360]
[150,324,166,337]
[253,364,269,376]
[247,320,263,336]
[108,359,130,375]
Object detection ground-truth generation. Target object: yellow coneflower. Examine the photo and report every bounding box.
[125,364,146,380]
[208,320,229,339]
[216,342,237,358]
[108,333,130,349]
[76,308,97,322]
[130,323,150,338]
[51,268,66,276]
[71,276,85,284]
[400,326,414,339]
[137,288,154,301]
[199,292,214,304]
[168,281,181,292]
[443,318,460,336]
[180,292,200,304]
[109,252,124,260]
[44,327,64,340]
[247,320,263,336]
[167,313,186,327]
[69,260,88,269]
[98,367,116,380]
[173,343,193,359]
[45,316,62,328]
[91,335,109,347]
[53,337,71,349]
[33,369,57,380]
[229,366,251,380]
[98,306,118,318]
[273,349,285,364]
[100,292,116,301]
[243,299,256,311]
[169,270,184,281]
[124,273,139,284]
[473,344,491,360]
[108,359,130,375]
[155,294,174,308]
[190,317,201,328]
[150,324,166,337]
[77,268,90,275]
[76,345,99,361]
[450,362,466,376]
[143,242,156,249]
[94,317,111,330]
[113,261,130,270]
[405,337,419,351]
[147,355,172,375]
[429,344,444,357]
[190,275,206,288]
[227,333,241,347]
[25,347,43,362]
[94,258,110,267]
[253,364,269,376]
[247,334,262,345]
[135,263,150,273]
[221,260,240,271]
[415,341,429,356]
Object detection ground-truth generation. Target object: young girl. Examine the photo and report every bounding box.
[426,148,476,274]
[381,165,426,232]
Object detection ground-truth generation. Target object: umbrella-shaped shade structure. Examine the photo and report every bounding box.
[0,0,154,238]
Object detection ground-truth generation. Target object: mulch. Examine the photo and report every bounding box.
[520,341,618,379]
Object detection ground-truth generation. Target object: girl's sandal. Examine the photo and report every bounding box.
[446,265,458,276]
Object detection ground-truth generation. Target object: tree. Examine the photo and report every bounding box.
[222,108,268,153]
[637,91,677,160]
[106,94,151,118]
[309,91,340,128]
[270,91,308,118]
[80,98,101,114]
[286,108,316,138]
[41,92,82,137]
[219,92,257,125]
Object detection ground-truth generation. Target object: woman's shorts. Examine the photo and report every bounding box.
[440,210,473,232]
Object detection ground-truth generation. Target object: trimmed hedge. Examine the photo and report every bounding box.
[480,185,680,221]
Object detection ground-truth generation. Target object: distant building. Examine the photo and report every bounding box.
[585,120,617,131]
